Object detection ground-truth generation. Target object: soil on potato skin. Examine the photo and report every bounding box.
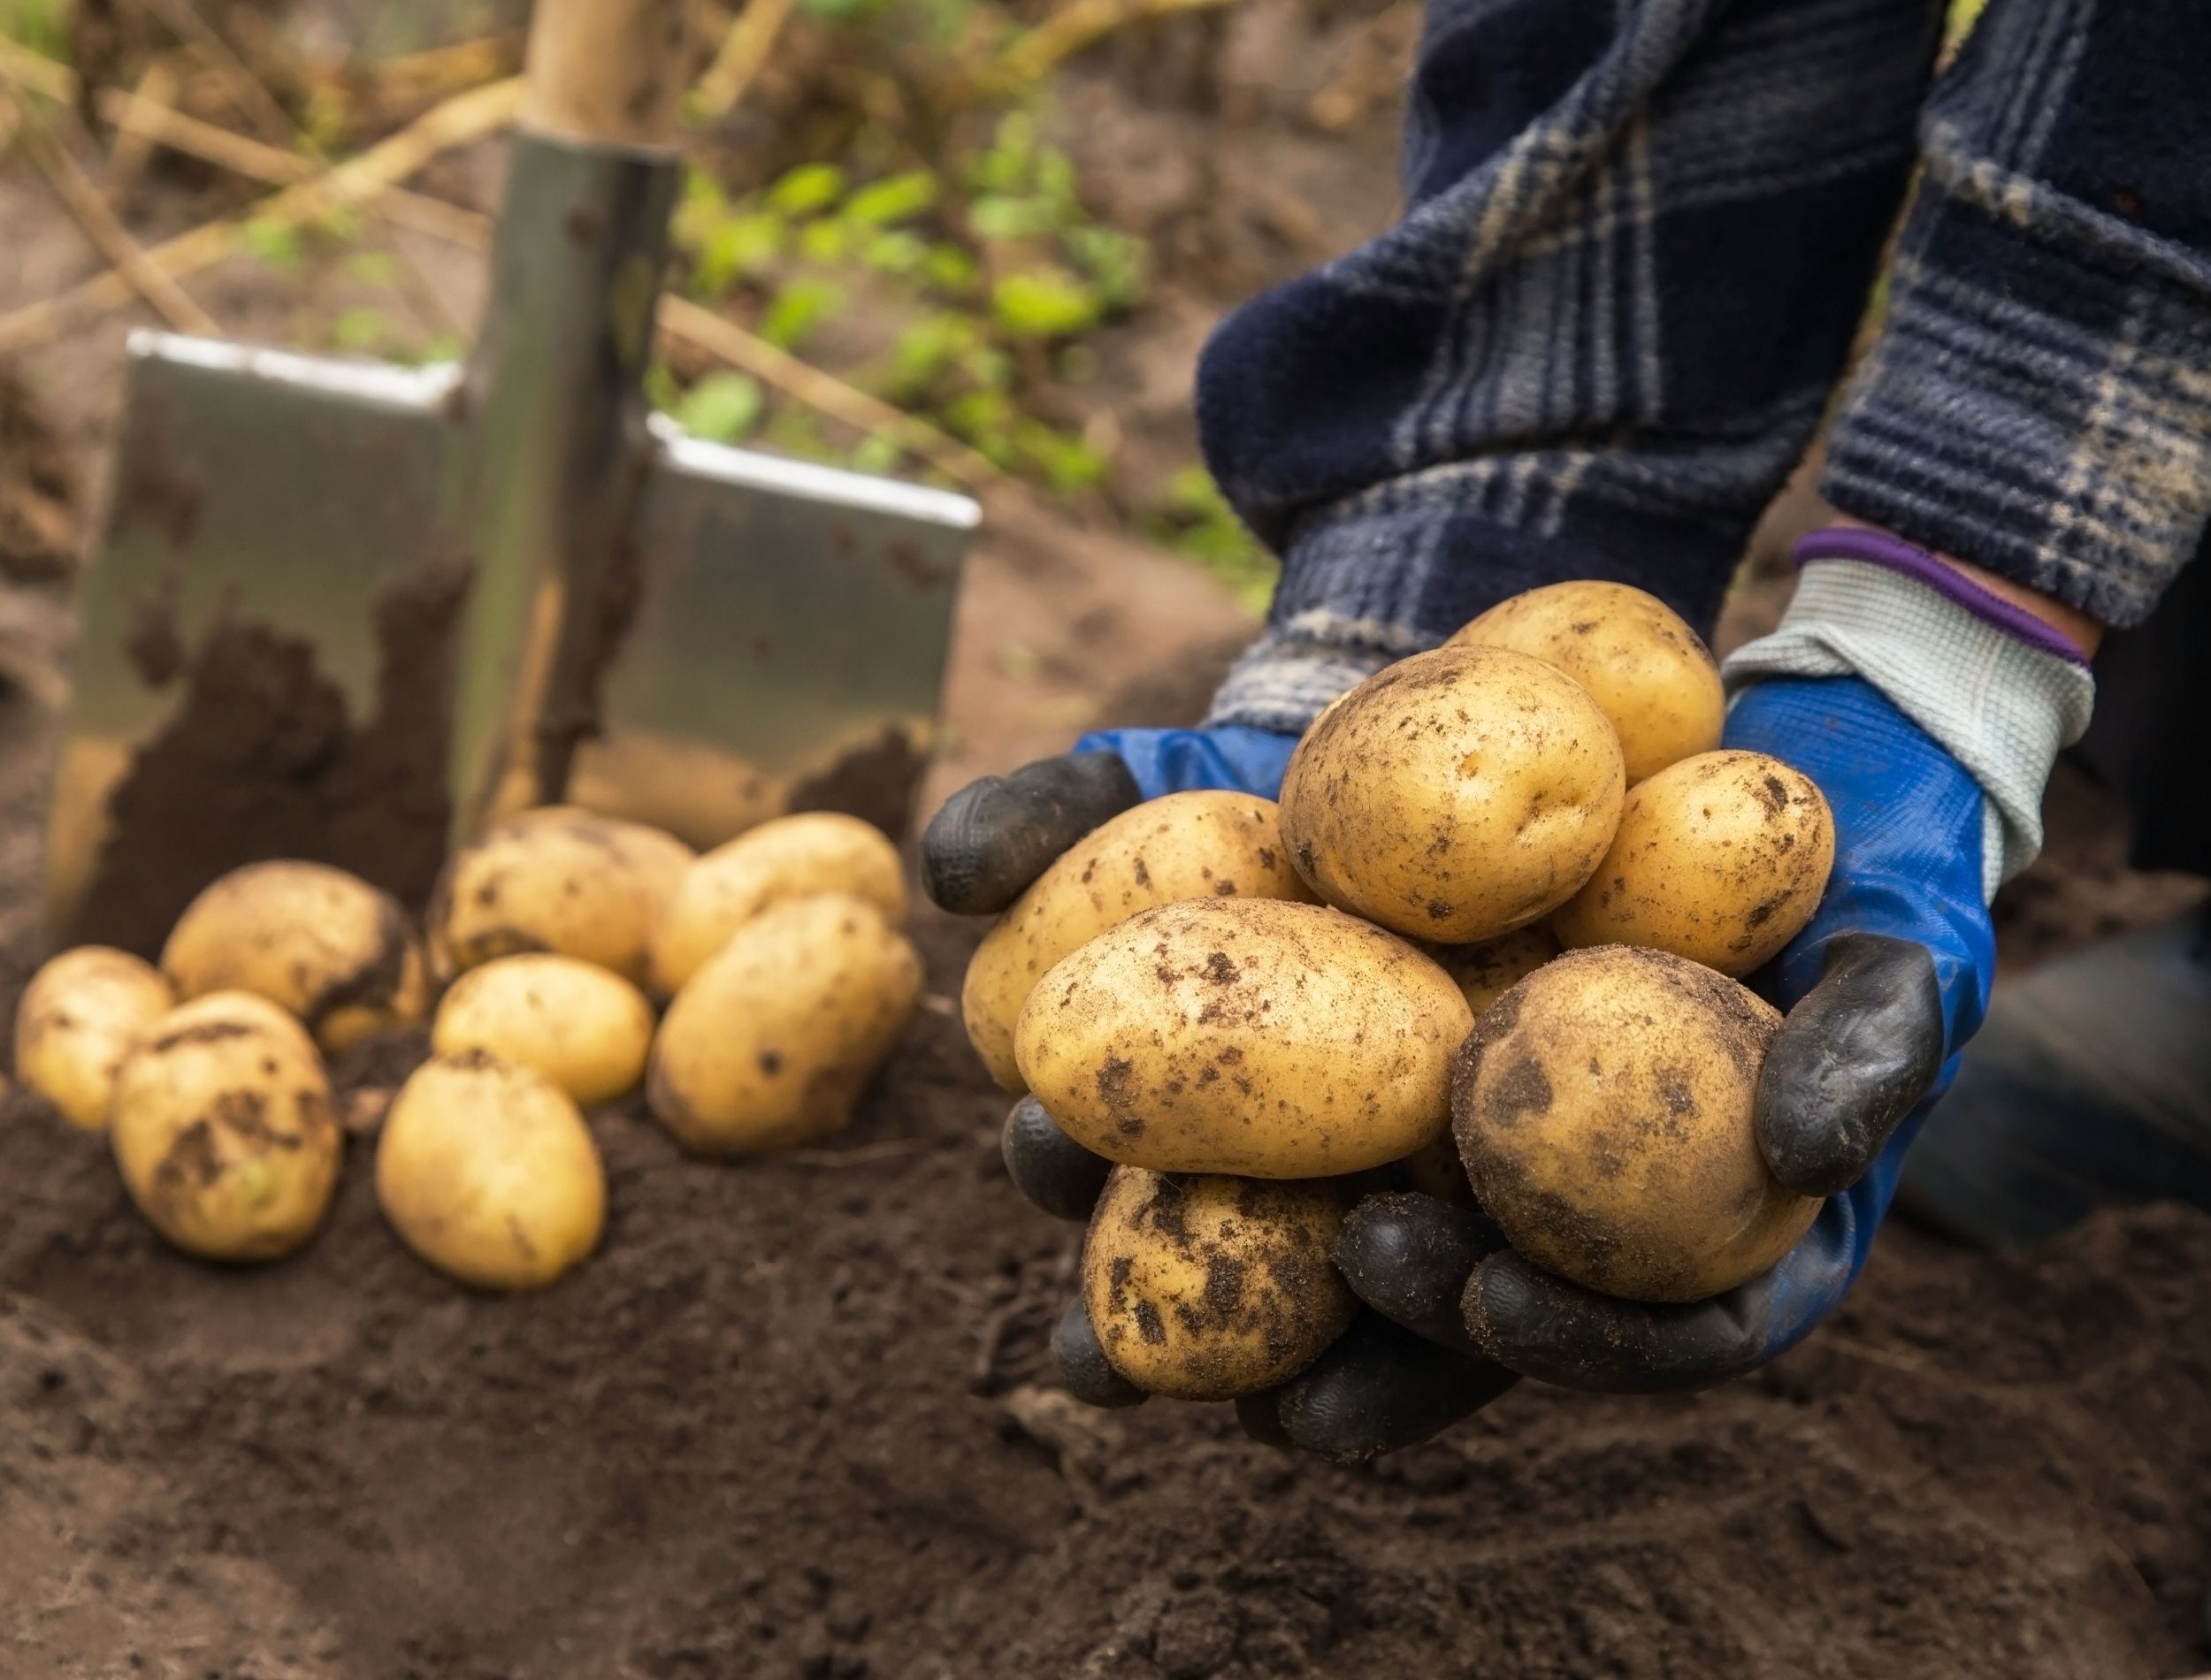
[3,896,2209,1680]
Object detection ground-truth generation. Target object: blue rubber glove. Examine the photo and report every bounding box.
[1457,676,1993,1390]
[1071,726,1300,803]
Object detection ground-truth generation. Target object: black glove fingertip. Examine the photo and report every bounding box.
[1235,1388,1294,1449]
[1334,1191,1505,1353]
[1050,1294,1147,1409]
[920,752,1142,914]
[1274,1313,1517,1464]
[1001,1096,1113,1221]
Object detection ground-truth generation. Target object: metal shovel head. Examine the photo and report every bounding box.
[48,329,976,949]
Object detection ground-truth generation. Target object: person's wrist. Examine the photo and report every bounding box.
[1828,515,2104,657]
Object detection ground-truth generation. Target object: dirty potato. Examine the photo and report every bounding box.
[1427,923,1559,1018]
[109,991,341,1262]
[430,806,695,988]
[161,860,428,1053]
[1015,897,1473,1178]
[376,1051,605,1290]
[962,790,1314,1093]
[431,954,655,1107]
[648,893,923,1155]
[650,812,907,996]
[14,946,175,1129]
[1279,645,1626,943]
[1453,946,1817,1302]
[1553,750,1834,977]
[1448,581,1724,783]
[1081,1167,1354,1401]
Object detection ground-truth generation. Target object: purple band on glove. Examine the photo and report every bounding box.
[1792,527,2092,667]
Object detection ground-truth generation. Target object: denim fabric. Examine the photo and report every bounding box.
[1197,0,2209,735]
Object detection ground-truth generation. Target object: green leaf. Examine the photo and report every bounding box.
[766,162,846,218]
[1064,225,1149,309]
[969,195,1050,241]
[862,230,930,276]
[883,313,977,397]
[849,434,903,476]
[921,243,980,295]
[761,278,847,350]
[673,371,767,443]
[340,250,402,285]
[798,219,853,263]
[239,218,303,272]
[1012,420,1107,492]
[332,308,392,352]
[843,172,939,227]
[991,268,1100,339]
[692,212,784,297]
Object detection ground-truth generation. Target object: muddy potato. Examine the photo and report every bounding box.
[1016,897,1473,1178]
[1279,645,1625,943]
[376,1051,606,1290]
[1449,581,1724,783]
[161,860,427,1053]
[431,955,654,1107]
[1082,1167,1354,1401]
[14,947,175,1129]
[1553,750,1834,977]
[1453,945,1817,1302]
[109,992,341,1262]
[648,893,922,1155]
[963,790,1314,1093]
[650,813,907,996]
[1427,923,1559,1018]
[431,807,694,988]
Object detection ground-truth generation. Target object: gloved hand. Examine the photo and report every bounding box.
[1342,675,1993,1391]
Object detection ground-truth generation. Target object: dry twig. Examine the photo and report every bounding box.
[103,55,180,195]
[134,0,295,143]
[692,0,797,121]
[986,0,1237,91]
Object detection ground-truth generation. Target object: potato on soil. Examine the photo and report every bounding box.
[1449,581,1724,783]
[160,860,427,1053]
[650,812,906,996]
[431,955,654,1107]
[14,946,175,1129]
[1082,1166,1354,1401]
[109,991,341,1262]
[1452,945,1817,1303]
[648,893,922,1155]
[430,806,694,988]
[376,1051,606,1290]
[1427,923,1559,1018]
[963,790,1314,1093]
[1279,645,1625,943]
[1553,750,1834,977]
[1015,897,1473,1179]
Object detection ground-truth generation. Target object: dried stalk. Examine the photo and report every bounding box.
[986,0,1236,90]
[692,0,796,120]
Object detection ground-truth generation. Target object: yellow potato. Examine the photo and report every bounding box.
[109,992,341,1262]
[1082,1167,1353,1401]
[430,807,695,988]
[14,946,175,1129]
[1426,923,1559,1019]
[1453,945,1817,1302]
[962,790,1314,1093]
[1279,645,1625,943]
[1449,581,1724,783]
[431,955,655,1107]
[376,1051,606,1290]
[648,893,922,1155]
[160,860,428,1053]
[1554,750,1834,977]
[1015,897,1473,1178]
[651,812,906,996]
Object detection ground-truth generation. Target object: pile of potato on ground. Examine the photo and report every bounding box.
[12,806,922,1288]
[968,580,1836,1402]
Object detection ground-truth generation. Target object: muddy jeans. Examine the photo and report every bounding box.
[1193,0,2211,764]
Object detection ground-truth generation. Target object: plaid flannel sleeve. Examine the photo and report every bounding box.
[1197,0,2211,735]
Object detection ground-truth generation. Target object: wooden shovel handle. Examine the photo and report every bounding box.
[518,0,690,150]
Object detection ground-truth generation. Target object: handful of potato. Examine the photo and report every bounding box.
[968,581,1837,1404]
[13,802,924,1291]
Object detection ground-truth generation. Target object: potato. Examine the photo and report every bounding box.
[648,893,922,1155]
[161,860,428,1053]
[1279,645,1625,943]
[376,1051,605,1290]
[430,806,694,988]
[431,955,654,1107]
[1553,750,1834,977]
[650,813,907,996]
[1449,581,1724,783]
[1453,945,1817,1302]
[1082,1167,1353,1401]
[962,790,1313,1093]
[1015,897,1473,1178]
[14,947,175,1129]
[1427,923,1559,1018]
[109,991,341,1262]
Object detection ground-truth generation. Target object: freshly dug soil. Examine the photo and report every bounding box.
[4,897,2209,1679]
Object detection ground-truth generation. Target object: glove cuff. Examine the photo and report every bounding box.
[1200,609,1422,734]
[1722,533,2095,897]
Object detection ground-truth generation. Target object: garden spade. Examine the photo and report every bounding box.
[44,0,977,951]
